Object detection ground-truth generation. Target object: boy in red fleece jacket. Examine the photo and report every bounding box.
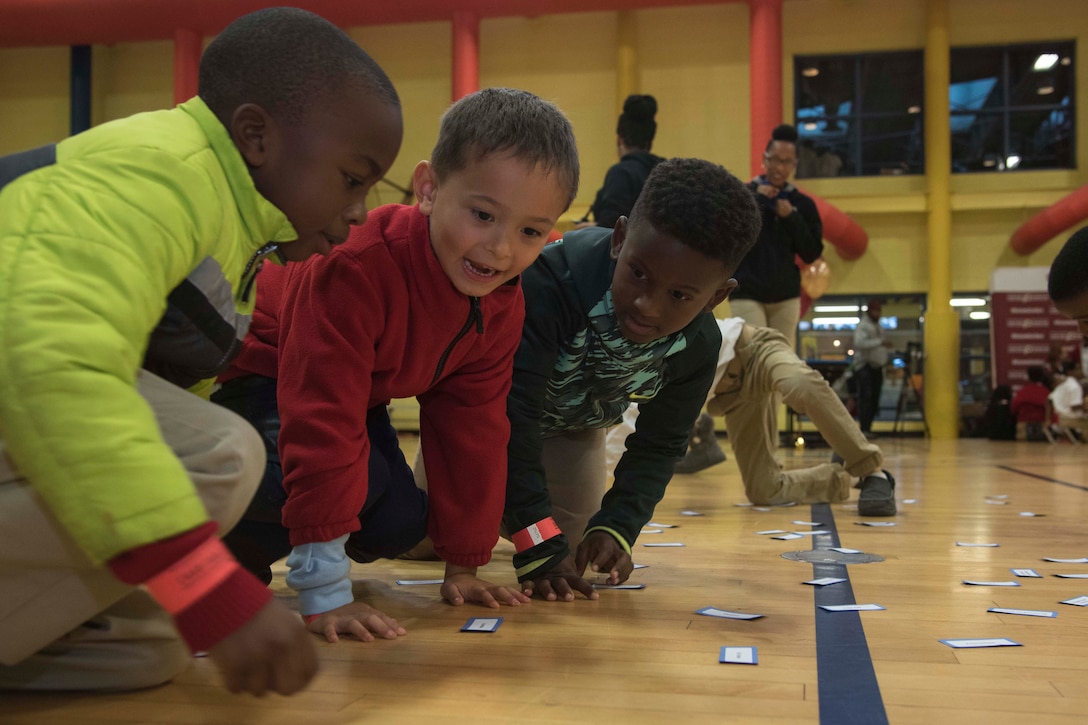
[214,88,580,642]
[0,9,402,694]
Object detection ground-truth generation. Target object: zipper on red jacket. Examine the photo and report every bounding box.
[431,296,483,385]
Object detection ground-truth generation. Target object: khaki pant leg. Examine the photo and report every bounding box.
[0,371,264,691]
[540,429,608,551]
[727,299,768,328]
[761,298,801,352]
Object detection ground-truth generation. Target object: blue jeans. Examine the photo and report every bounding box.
[212,375,428,582]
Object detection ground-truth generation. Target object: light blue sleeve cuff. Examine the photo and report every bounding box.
[284,534,353,616]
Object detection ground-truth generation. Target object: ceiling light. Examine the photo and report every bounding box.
[802,67,819,77]
[813,317,860,326]
[950,297,986,307]
[1006,155,1021,169]
[1033,53,1059,71]
[969,311,991,320]
[814,305,861,312]
[833,339,841,347]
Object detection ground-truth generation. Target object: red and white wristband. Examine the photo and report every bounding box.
[511,517,562,553]
[143,536,240,615]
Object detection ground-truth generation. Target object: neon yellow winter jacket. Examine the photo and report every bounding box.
[0,97,297,565]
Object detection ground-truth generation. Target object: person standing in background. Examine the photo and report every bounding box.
[577,94,663,230]
[675,123,822,473]
[853,298,892,439]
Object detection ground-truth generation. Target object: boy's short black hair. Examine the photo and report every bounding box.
[199,8,399,127]
[1048,226,1088,303]
[765,123,799,153]
[617,94,658,150]
[1027,365,1047,384]
[430,88,580,208]
[628,157,761,272]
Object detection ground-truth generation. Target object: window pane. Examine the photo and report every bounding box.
[1008,42,1074,108]
[796,117,854,178]
[1009,108,1075,169]
[950,47,1004,110]
[951,111,1004,172]
[859,115,924,175]
[796,56,856,121]
[861,51,923,114]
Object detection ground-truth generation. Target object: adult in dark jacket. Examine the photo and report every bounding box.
[578,94,664,229]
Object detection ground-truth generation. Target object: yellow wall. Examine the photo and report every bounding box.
[1,0,1086,296]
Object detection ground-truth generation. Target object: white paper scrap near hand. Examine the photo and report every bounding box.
[1061,596,1088,606]
[988,607,1057,618]
[805,577,847,586]
[792,520,824,526]
[632,563,649,569]
[639,528,663,534]
[820,603,885,612]
[753,507,772,512]
[772,533,804,540]
[396,579,444,585]
[940,638,1020,649]
[696,607,764,620]
[461,617,503,632]
[830,547,861,554]
[903,499,918,504]
[963,580,1020,587]
[593,583,646,589]
[1055,573,1088,579]
[791,530,830,536]
[680,510,704,516]
[755,529,788,535]
[719,646,757,664]
[734,502,753,507]
[957,542,1000,547]
[1011,568,1042,578]
[855,521,897,527]
[1044,557,1088,563]
[642,542,685,547]
[647,522,677,528]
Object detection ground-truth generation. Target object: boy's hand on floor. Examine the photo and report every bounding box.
[441,570,531,608]
[519,554,599,602]
[575,531,633,585]
[209,598,319,696]
[304,601,406,643]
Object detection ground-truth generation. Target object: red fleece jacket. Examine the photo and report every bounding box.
[226,205,524,567]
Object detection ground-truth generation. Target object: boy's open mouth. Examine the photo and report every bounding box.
[464,258,499,277]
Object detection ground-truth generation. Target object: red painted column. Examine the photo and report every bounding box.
[451,11,480,102]
[173,27,201,106]
[748,0,783,178]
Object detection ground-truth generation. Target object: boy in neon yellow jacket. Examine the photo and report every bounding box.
[0,8,402,694]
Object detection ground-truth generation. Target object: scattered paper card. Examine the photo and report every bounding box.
[985,500,1008,506]
[680,510,704,517]
[819,603,885,612]
[830,547,862,554]
[462,617,503,633]
[963,580,1020,587]
[396,579,444,585]
[642,542,685,547]
[903,499,918,504]
[988,607,1057,618]
[791,530,830,536]
[792,520,824,526]
[1044,557,1088,564]
[1061,596,1088,606]
[805,577,847,586]
[1054,573,1088,579]
[856,521,897,527]
[633,563,649,570]
[1011,568,1042,578]
[734,502,754,507]
[696,607,764,620]
[940,638,1020,649]
[957,542,1000,547]
[753,507,772,512]
[1019,512,1044,517]
[755,529,788,536]
[640,528,663,534]
[594,583,646,590]
[772,533,804,540]
[986,494,1010,499]
[647,522,677,528]
[719,646,757,665]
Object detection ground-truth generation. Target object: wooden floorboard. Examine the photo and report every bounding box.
[5,437,1087,724]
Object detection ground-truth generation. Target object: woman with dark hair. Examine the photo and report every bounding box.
[578,94,664,229]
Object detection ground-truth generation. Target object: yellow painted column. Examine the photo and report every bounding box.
[924,0,959,439]
[616,11,638,115]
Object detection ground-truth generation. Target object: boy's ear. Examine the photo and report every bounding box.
[231,103,278,168]
[609,216,628,260]
[703,277,739,313]
[413,161,438,215]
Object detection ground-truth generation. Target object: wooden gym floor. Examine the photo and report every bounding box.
[6,436,1088,725]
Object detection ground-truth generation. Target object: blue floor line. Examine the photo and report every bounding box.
[810,502,888,725]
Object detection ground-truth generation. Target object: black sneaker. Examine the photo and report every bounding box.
[857,470,896,516]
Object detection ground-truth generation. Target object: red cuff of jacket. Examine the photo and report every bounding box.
[108,522,272,653]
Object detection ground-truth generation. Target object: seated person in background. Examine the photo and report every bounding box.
[213,88,580,641]
[1047,361,1085,438]
[504,158,760,601]
[606,319,896,516]
[1010,366,1051,441]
